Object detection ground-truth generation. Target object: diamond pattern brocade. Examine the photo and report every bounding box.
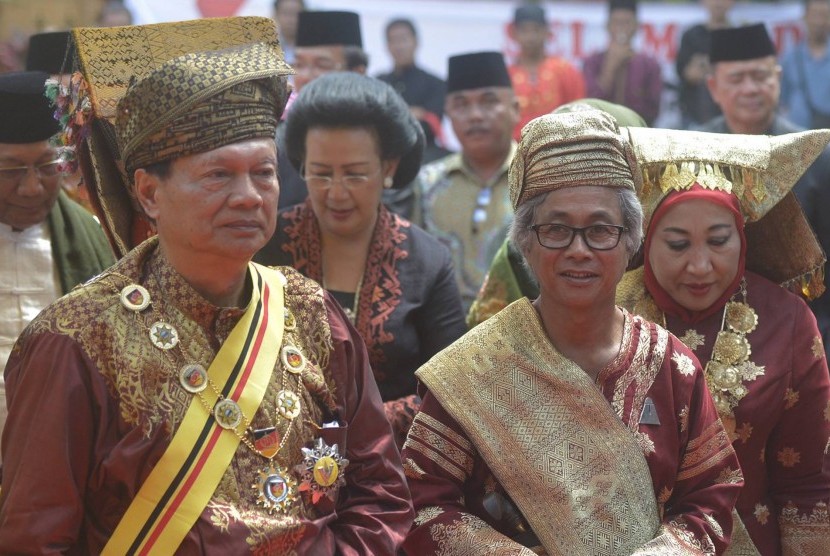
[20,238,336,550]
[416,299,662,555]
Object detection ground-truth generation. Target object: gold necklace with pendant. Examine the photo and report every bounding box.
[115,273,309,515]
[704,278,765,421]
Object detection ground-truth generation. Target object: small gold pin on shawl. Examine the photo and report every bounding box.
[639,397,661,426]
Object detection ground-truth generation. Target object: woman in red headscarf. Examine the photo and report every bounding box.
[618,127,830,555]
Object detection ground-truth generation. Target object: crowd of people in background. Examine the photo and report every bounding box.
[0,0,828,553]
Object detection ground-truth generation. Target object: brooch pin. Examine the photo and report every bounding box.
[296,437,349,504]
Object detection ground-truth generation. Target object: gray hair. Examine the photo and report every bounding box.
[509,187,644,267]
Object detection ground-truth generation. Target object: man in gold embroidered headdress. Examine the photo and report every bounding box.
[0,17,412,554]
[402,109,742,555]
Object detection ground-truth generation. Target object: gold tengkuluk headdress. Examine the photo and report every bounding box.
[509,109,640,209]
[622,127,830,298]
[63,17,293,257]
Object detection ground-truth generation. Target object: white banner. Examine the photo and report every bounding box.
[124,0,804,129]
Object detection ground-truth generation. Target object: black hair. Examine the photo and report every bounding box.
[273,0,305,10]
[142,159,172,180]
[284,72,424,187]
[343,45,369,71]
[385,18,418,39]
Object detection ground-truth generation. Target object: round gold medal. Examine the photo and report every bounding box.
[313,456,340,487]
[179,364,208,393]
[281,345,306,375]
[713,330,750,365]
[149,321,179,350]
[213,398,242,430]
[276,390,301,419]
[725,301,758,334]
[120,284,150,312]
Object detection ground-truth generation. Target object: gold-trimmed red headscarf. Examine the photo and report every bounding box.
[621,127,830,300]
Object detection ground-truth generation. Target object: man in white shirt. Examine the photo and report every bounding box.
[0,70,114,435]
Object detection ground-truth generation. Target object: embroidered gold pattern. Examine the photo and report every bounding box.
[735,422,753,444]
[672,350,696,377]
[679,329,705,351]
[21,239,339,550]
[678,420,734,481]
[777,447,802,468]
[417,300,661,555]
[784,388,800,410]
[403,458,427,480]
[754,503,770,525]
[715,466,743,485]
[779,502,830,555]
[405,412,474,483]
[631,520,716,555]
[430,514,536,556]
[414,505,443,526]
[812,336,825,360]
[704,513,724,539]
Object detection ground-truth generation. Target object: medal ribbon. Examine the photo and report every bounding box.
[103,263,286,555]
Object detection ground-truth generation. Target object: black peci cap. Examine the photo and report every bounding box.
[296,11,363,48]
[0,71,60,144]
[446,51,511,93]
[710,23,776,64]
[25,31,75,75]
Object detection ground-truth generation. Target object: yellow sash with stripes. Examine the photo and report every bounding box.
[103,263,286,555]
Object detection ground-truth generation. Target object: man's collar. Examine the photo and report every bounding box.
[448,141,518,180]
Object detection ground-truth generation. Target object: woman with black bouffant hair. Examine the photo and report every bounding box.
[256,72,466,447]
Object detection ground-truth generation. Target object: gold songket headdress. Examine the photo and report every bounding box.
[622,127,830,298]
[60,17,293,257]
[509,109,640,209]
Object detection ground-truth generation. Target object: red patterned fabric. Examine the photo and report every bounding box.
[257,201,468,447]
[508,56,586,139]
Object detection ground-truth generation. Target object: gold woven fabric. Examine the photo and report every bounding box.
[117,44,289,176]
[509,109,639,209]
[73,17,287,123]
[622,126,830,299]
[417,298,660,555]
[69,17,292,257]
[624,126,830,224]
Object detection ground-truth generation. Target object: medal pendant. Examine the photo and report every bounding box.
[213,398,242,430]
[149,321,179,350]
[120,284,150,312]
[179,364,208,393]
[296,437,349,504]
[252,427,282,459]
[253,464,297,514]
[276,390,301,419]
[725,301,758,334]
[713,330,750,365]
[281,345,306,374]
[284,309,297,331]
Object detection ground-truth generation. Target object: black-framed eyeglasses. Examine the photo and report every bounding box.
[529,223,628,251]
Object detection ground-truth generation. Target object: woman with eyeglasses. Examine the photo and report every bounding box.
[616,125,830,554]
[402,109,742,555]
[256,72,467,447]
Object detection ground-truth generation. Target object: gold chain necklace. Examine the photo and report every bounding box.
[109,267,349,514]
[114,270,307,514]
[704,278,765,421]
